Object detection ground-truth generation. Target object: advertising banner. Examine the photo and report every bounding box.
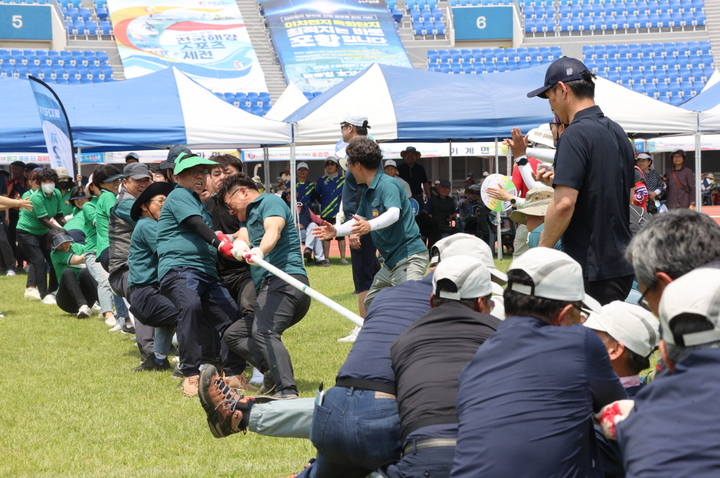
[262,0,412,93]
[28,78,75,174]
[106,0,268,92]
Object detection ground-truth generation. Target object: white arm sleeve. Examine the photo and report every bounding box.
[367,207,400,230]
[334,217,359,237]
[517,160,545,190]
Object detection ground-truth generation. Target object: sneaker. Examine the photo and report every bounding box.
[41,294,57,305]
[121,324,136,335]
[339,258,349,265]
[303,248,313,264]
[77,305,91,319]
[224,373,260,392]
[6,269,16,276]
[314,260,330,267]
[104,314,117,326]
[0,311,4,318]
[24,287,41,300]
[338,325,361,343]
[91,302,102,312]
[258,371,276,395]
[108,319,125,332]
[132,355,172,372]
[198,365,255,438]
[182,374,200,397]
[172,364,183,378]
[273,390,299,400]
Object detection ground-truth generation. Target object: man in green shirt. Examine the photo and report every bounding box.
[16,168,66,303]
[220,172,311,399]
[314,137,429,310]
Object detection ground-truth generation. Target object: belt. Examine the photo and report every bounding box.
[403,438,457,457]
[335,377,395,395]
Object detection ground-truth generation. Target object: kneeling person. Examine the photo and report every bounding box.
[48,230,97,318]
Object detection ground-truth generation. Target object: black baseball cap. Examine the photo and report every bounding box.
[527,57,591,99]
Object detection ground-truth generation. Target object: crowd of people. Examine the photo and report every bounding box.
[2,55,720,478]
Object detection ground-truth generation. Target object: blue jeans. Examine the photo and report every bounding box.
[298,386,401,478]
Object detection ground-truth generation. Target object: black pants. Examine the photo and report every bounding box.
[56,268,98,314]
[584,274,635,306]
[16,230,57,298]
[380,445,455,478]
[8,209,23,268]
[415,212,454,250]
[160,267,245,377]
[350,233,379,294]
[224,274,311,395]
[221,268,257,318]
[0,219,16,270]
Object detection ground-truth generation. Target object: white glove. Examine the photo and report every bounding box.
[231,240,250,261]
[244,247,264,265]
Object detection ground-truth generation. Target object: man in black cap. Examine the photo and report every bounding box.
[527,56,635,305]
[125,152,140,164]
[397,147,430,205]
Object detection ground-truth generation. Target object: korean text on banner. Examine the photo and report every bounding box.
[106,0,268,92]
[28,78,75,174]
[262,0,412,93]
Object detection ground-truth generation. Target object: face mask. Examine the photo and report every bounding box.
[41,183,56,195]
[57,181,71,190]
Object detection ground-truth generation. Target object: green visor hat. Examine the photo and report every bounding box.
[173,153,219,176]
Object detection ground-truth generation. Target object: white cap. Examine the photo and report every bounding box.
[508,248,600,312]
[433,255,493,300]
[338,110,369,128]
[430,233,507,285]
[584,301,659,357]
[637,153,652,160]
[296,162,309,170]
[55,167,71,179]
[659,267,720,347]
[385,159,398,168]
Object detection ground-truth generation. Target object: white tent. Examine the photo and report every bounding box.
[265,82,309,121]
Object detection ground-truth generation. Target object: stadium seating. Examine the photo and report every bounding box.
[0,48,114,82]
[427,46,562,74]
[213,91,273,116]
[583,41,714,105]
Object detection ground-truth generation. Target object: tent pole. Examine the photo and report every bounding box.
[695,114,702,212]
[290,124,299,229]
[495,137,502,260]
[263,145,271,193]
[448,139,453,188]
[76,147,81,181]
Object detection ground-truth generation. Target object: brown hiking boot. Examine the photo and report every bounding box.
[199,365,255,438]
[223,373,260,393]
[182,375,199,397]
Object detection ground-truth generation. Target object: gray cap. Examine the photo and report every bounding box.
[123,162,151,180]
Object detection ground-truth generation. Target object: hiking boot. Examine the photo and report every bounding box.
[198,365,255,438]
[182,374,200,397]
[77,305,91,319]
[132,355,172,372]
[224,373,260,392]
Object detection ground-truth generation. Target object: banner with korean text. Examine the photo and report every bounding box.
[262,0,412,93]
[28,77,76,175]
[106,0,268,92]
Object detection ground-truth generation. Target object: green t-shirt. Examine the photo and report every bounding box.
[357,170,426,268]
[156,185,217,280]
[83,197,99,254]
[50,242,84,279]
[60,189,74,216]
[527,223,563,251]
[242,193,306,290]
[95,189,116,256]
[129,217,159,287]
[63,209,87,250]
[16,188,63,236]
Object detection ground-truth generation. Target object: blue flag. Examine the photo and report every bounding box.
[28,77,75,174]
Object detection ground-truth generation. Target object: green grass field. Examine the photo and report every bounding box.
[0,257,511,478]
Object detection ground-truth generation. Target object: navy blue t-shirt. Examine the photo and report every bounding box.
[617,348,720,478]
[451,315,626,478]
[336,274,432,387]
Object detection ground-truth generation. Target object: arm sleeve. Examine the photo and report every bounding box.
[367,207,400,230]
[585,328,628,412]
[182,215,221,248]
[518,162,545,190]
[334,217,359,237]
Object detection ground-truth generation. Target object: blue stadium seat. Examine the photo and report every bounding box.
[86,21,98,35]
[99,21,112,35]
[80,77,92,84]
[96,51,109,64]
[78,8,91,21]
[413,22,423,35]
[74,20,86,34]
[96,8,109,21]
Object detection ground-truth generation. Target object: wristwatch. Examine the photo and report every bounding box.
[514,155,528,166]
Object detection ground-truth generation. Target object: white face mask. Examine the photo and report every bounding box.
[41,183,56,195]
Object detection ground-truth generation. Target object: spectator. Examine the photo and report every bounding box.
[314,157,347,265]
[508,186,561,251]
[16,168,67,304]
[382,255,499,478]
[701,172,715,206]
[279,164,291,185]
[384,160,412,198]
[451,247,623,478]
[416,179,457,250]
[48,229,97,319]
[284,191,328,267]
[125,152,140,164]
[529,57,635,305]
[314,137,428,310]
[54,167,75,217]
[397,147,430,205]
[5,160,28,272]
[635,153,665,213]
[457,184,488,237]
[464,172,475,188]
[286,162,315,208]
[664,148,696,210]
[608,268,720,477]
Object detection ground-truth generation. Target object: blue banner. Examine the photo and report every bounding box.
[28,78,75,174]
[262,0,412,93]
[452,6,513,41]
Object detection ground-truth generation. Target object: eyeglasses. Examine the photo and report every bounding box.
[549,122,568,129]
[187,168,210,176]
[149,197,166,204]
[573,304,590,322]
[638,286,652,312]
[325,161,337,166]
[225,187,242,210]
[340,123,350,130]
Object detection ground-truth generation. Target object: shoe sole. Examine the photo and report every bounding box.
[198,365,225,439]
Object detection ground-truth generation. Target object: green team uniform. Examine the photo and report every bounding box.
[60,189,74,216]
[129,217,159,287]
[83,197,99,254]
[16,189,63,236]
[50,242,84,279]
[94,189,116,257]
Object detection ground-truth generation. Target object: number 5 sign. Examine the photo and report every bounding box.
[0,5,52,40]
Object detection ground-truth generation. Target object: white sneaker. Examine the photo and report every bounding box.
[41,294,57,305]
[339,258,349,265]
[77,305,91,319]
[0,311,4,318]
[104,315,117,326]
[6,269,16,276]
[108,318,125,332]
[24,288,41,300]
[337,326,361,343]
[91,302,102,312]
